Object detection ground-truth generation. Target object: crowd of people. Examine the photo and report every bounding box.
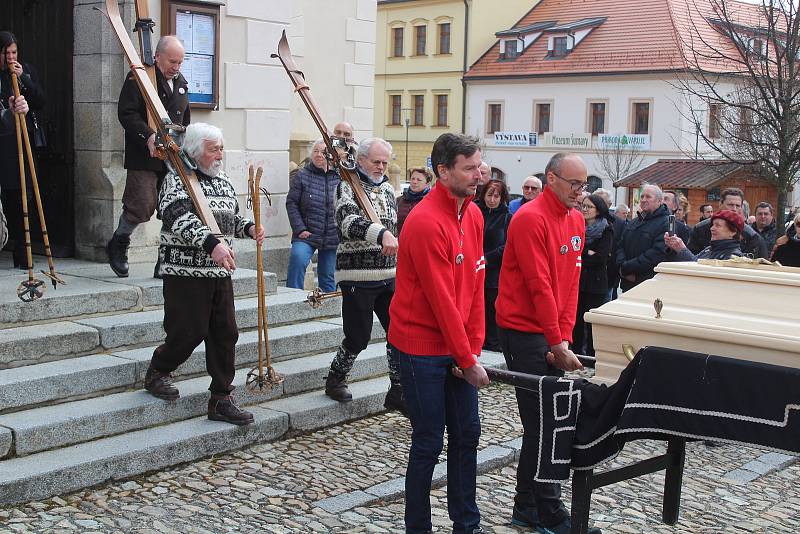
[5,27,800,534]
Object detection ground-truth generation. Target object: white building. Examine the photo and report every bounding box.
[463,0,747,205]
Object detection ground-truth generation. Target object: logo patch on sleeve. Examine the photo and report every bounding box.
[571,236,582,251]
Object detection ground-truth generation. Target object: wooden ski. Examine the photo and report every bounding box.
[272,30,381,224]
[100,0,221,235]
[133,0,159,132]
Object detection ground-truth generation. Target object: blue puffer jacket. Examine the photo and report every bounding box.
[286,162,340,250]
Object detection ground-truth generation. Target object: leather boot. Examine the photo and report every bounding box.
[383,382,408,417]
[106,233,130,278]
[208,395,254,426]
[325,371,352,402]
[144,364,179,400]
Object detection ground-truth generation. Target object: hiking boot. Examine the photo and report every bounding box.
[536,518,601,534]
[144,365,179,400]
[325,371,352,402]
[106,233,130,278]
[383,383,408,417]
[208,395,254,426]
[511,503,541,528]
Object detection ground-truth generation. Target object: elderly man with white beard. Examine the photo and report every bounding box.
[143,122,265,426]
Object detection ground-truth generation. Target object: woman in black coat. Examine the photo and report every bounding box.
[479,179,511,352]
[0,31,45,268]
[396,166,432,237]
[572,194,614,358]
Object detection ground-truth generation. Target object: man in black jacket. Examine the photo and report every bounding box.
[687,188,767,258]
[616,184,670,292]
[106,35,191,278]
[752,202,777,253]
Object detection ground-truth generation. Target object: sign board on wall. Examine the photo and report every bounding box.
[596,133,651,151]
[493,131,538,147]
[542,132,592,149]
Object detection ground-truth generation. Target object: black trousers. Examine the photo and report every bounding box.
[483,286,500,350]
[340,282,393,356]
[571,292,607,357]
[151,275,238,395]
[499,327,569,527]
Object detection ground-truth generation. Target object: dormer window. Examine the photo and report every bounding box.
[552,36,569,57]
[748,37,767,58]
[504,39,521,59]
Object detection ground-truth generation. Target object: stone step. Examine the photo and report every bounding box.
[0,344,391,456]
[0,315,385,414]
[0,260,278,327]
[0,375,391,505]
[75,286,340,351]
[0,286,340,368]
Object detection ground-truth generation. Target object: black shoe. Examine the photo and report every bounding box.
[325,371,352,402]
[511,503,541,528]
[144,364,179,400]
[537,518,601,534]
[153,258,162,279]
[383,383,408,417]
[704,440,721,447]
[208,395,254,426]
[106,233,130,278]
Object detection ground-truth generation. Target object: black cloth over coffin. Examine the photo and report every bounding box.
[535,347,800,483]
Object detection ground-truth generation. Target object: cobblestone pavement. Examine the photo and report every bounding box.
[1,379,798,533]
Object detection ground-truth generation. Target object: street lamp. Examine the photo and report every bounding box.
[402,108,412,181]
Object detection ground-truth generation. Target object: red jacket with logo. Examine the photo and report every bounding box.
[495,187,584,346]
[388,183,485,369]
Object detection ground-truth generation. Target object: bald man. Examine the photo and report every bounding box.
[333,121,355,143]
[108,35,191,279]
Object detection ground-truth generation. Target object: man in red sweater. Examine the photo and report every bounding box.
[496,153,602,534]
[389,133,490,534]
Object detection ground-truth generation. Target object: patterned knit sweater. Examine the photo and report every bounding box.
[158,169,254,278]
[335,169,398,283]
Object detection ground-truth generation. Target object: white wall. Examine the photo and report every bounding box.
[465,74,728,200]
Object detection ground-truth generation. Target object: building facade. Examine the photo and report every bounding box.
[5,0,375,262]
[463,0,758,204]
[374,0,533,187]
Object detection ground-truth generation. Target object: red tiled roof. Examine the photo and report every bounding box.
[614,159,766,189]
[464,0,767,79]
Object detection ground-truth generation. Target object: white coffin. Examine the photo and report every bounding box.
[585,261,800,384]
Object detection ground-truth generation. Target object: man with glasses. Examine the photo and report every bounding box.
[324,138,406,415]
[616,183,670,292]
[509,175,543,215]
[496,153,602,534]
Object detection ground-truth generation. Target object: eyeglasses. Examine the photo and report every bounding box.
[523,185,540,191]
[551,172,588,192]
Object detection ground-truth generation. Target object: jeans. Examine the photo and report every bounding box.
[499,327,569,527]
[286,241,336,292]
[398,351,481,534]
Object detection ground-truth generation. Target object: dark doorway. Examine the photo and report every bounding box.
[6,0,74,256]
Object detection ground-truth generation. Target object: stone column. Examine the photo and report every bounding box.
[73,0,160,262]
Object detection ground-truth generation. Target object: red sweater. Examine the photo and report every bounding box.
[495,187,584,346]
[389,183,485,368]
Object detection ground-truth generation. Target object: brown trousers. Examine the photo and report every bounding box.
[151,275,238,395]
[122,169,161,224]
